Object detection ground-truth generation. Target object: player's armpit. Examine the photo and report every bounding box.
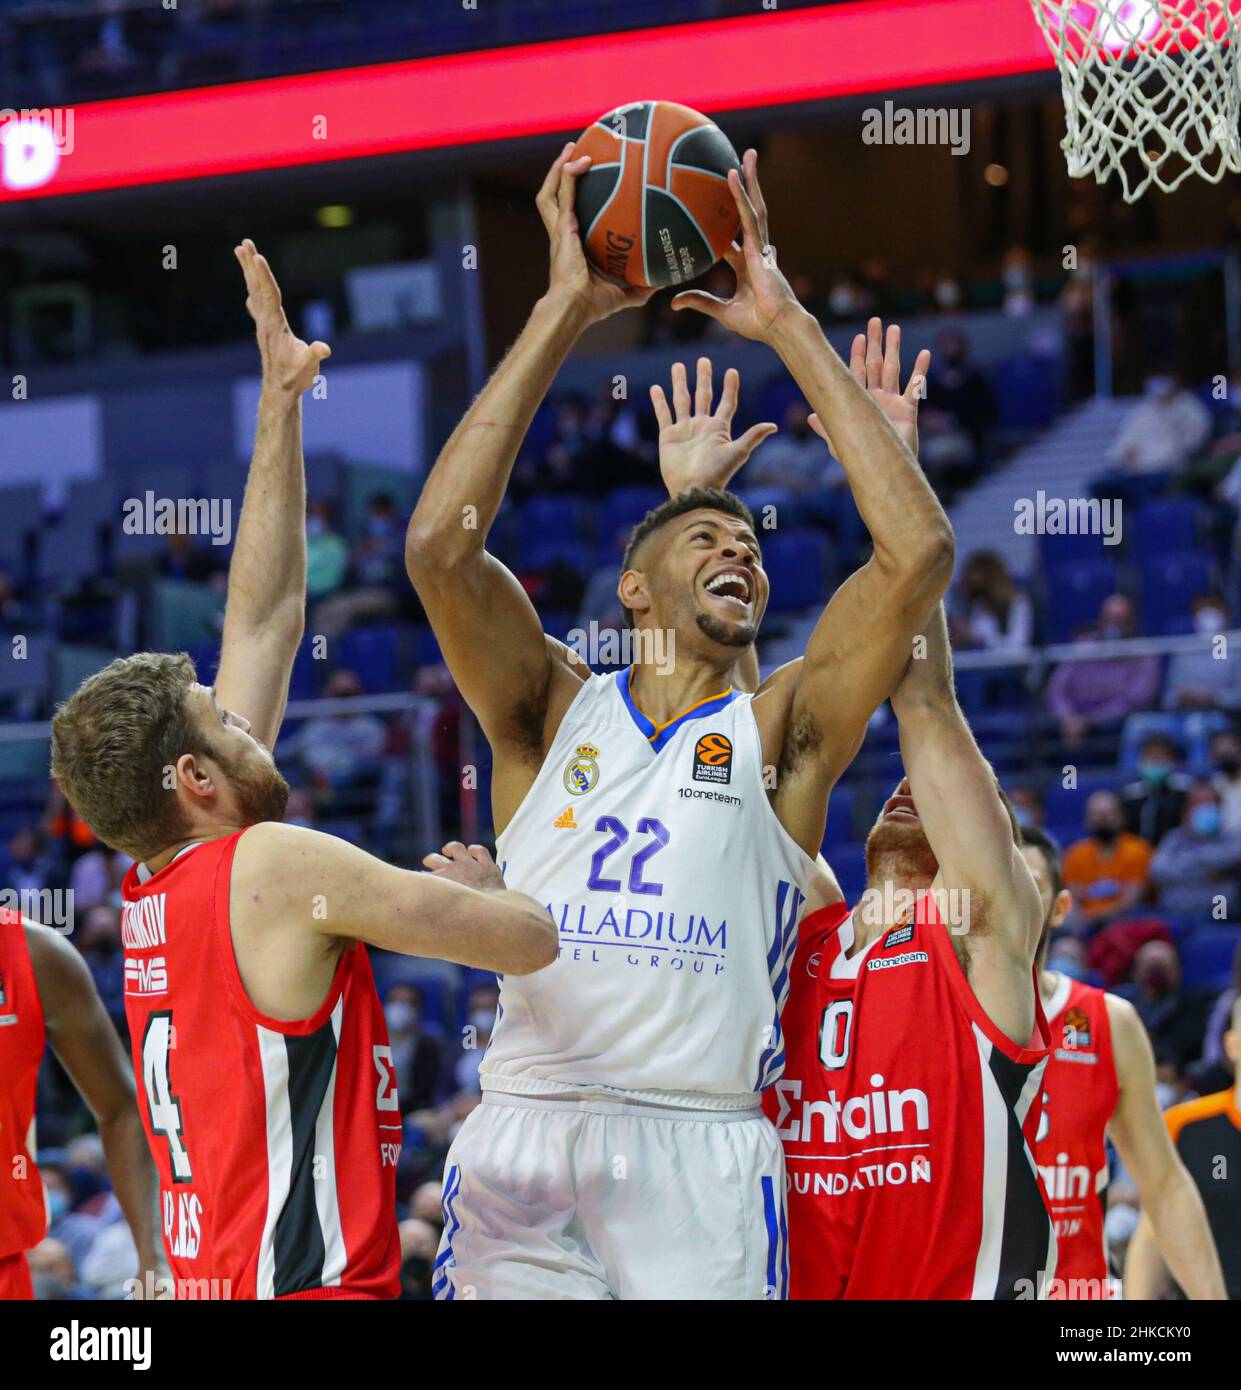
[234,821,558,976]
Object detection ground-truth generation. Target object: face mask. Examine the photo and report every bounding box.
[1217,756,1241,778]
[307,518,326,538]
[1194,608,1226,635]
[1154,1082,1177,1110]
[1191,804,1221,837]
[385,1002,417,1034]
[366,517,394,538]
[47,1189,69,1223]
[1090,824,1120,843]
[469,1010,497,1035]
[1013,805,1032,829]
[1143,965,1175,993]
[1100,623,1124,640]
[1139,761,1170,785]
[1144,375,1174,399]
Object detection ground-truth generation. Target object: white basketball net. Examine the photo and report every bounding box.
[1029,1,1241,200]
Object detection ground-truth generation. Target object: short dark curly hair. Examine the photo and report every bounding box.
[619,487,756,630]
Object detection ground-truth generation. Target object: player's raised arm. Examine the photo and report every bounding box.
[889,605,1044,1035]
[25,922,167,1289]
[214,241,330,750]
[1105,995,1226,1299]
[232,821,557,976]
[673,158,952,854]
[406,148,650,792]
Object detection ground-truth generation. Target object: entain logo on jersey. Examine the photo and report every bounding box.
[692,732,732,785]
[563,744,600,796]
[774,1074,933,1194]
[0,966,13,1026]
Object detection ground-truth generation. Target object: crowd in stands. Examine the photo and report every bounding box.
[4,320,1241,1295]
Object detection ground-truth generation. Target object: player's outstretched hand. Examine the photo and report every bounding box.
[651,357,776,495]
[808,318,930,457]
[235,238,331,398]
[537,144,653,325]
[422,841,507,893]
[670,149,803,345]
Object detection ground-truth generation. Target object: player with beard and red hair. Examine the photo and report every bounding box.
[763,602,1056,1299]
[48,244,557,1302]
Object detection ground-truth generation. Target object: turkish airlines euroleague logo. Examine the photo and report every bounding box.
[692,732,732,785]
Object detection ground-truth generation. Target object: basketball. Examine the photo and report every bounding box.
[573,100,742,289]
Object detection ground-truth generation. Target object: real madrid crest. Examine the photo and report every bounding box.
[563,743,600,796]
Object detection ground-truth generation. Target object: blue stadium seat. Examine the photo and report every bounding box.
[1140,550,1215,636]
[520,536,592,574]
[600,487,664,539]
[1042,774,1123,836]
[993,353,1061,431]
[521,496,590,550]
[1180,926,1241,990]
[764,530,827,612]
[287,640,324,702]
[825,843,867,904]
[336,622,404,694]
[413,626,442,668]
[1134,498,1201,558]
[823,786,854,847]
[1044,560,1119,642]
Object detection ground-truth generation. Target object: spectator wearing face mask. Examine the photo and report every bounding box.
[1110,373,1212,476]
[454,985,499,1094]
[1117,940,1216,1076]
[305,499,349,600]
[1062,789,1154,930]
[1210,729,1241,836]
[1150,781,1241,920]
[383,983,444,1115]
[1121,733,1192,846]
[1164,595,1241,712]
[1046,594,1163,748]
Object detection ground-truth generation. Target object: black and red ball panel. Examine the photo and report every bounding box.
[575,101,741,289]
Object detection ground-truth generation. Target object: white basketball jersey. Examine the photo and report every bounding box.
[484,668,818,1105]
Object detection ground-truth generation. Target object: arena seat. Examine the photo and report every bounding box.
[1180,926,1241,990]
[1044,559,1120,642]
[1139,550,1215,636]
[1134,498,1202,558]
[336,622,405,694]
[763,530,827,612]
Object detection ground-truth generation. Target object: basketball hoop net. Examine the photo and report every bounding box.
[1029,1,1241,200]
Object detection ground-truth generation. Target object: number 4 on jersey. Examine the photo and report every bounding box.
[142,1012,192,1182]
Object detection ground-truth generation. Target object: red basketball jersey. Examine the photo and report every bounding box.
[0,911,46,1263]
[120,832,401,1300]
[764,894,1056,1299]
[1033,976,1119,1299]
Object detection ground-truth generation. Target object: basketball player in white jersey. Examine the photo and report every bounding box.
[407,145,953,1299]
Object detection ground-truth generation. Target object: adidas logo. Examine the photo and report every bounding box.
[554,808,577,829]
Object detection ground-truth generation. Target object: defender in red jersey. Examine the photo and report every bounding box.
[50,245,557,1301]
[1,910,162,1300]
[766,606,1055,1299]
[1019,828,1225,1301]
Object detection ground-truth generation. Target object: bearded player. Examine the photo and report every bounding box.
[49,243,556,1302]
[1,910,164,1300]
[1022,826,1224,1300]
[766,594,1055,1299]
[409,146,952,1299]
